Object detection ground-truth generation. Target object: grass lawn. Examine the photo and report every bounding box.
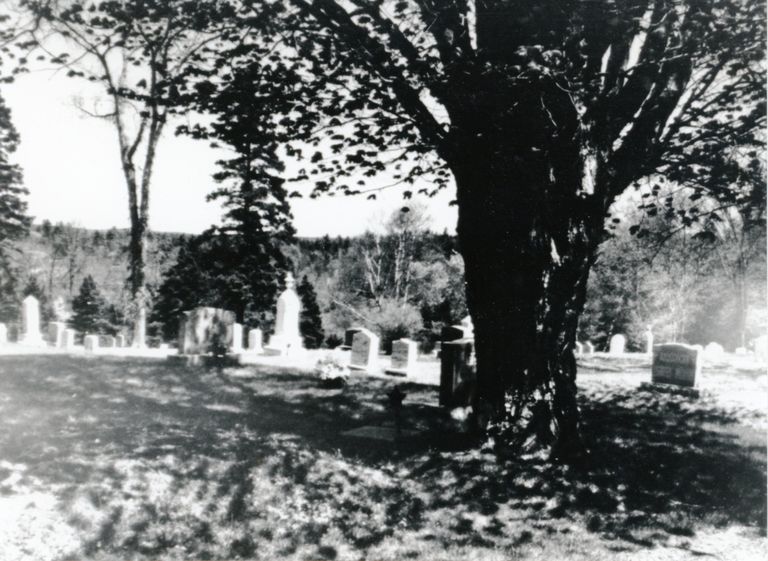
[0,354,765,561]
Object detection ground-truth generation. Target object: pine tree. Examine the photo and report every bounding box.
[70,275,108,334]
[297,275,324,349]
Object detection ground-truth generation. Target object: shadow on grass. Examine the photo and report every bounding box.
[0,355,764,560]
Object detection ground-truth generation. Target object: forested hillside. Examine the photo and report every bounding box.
[3,200,765,353]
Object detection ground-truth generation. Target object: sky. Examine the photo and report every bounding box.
[2,71,458,238]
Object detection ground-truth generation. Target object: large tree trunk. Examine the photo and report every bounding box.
[128,218,147,348]
[451,140,604,461]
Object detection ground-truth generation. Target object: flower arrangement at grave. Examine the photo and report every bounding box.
[314,352,349,387]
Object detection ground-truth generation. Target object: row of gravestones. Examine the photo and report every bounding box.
[342,316,475,377]
[176,274,304,357]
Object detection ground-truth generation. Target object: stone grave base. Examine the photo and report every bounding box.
[167,353,241,367]
[384,368,408,377]
[639,381,700,398]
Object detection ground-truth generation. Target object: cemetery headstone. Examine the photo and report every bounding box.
[115,334,126,348]
[349,328,379,371]
[177,307,236,355]
[645,326,654,355]
[0,323,6,345]
[343,326,363,349]
[64,329,76,349]
[441,324,471,343]
[20,295,44,346]
[48,322,67,348]
[735,346,748,355]
[440,338,475,407]
[386,338,417,377]
[703,342,725,361]
[609,334,626,355]
[232,323,243,353]
[460,315,474,336]
[585,341,595,354]
[574,342,583,356]
[265,273,304,355]
[84,334,99,352]
[652,343,701,388]
[101,335,116,348]
[248,328,263,353]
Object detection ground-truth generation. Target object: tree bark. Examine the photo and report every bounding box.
[450,141,604,461]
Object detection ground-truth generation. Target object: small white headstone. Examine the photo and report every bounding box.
[248,328,263,353]
[645,327,654,355]
[232,323,243,353]
[102,335,116,348]
[116,334,126,348]
[735,346,748,356]
[609,334,626,355]
[0,323,6,345]
[460,315,474,337]
[21,295,44,346]
[84,334,99,352]
[350,328,379,371]
[584,341,594,354]
[652,343,701,387]
[574,342,583,356]
[703,342,725,361]
[386,338,417,377]
[159,343,169,351]
[48,322,67,348]
[64,329,77,349]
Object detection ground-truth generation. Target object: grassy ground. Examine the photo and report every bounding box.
[0,354,765,561]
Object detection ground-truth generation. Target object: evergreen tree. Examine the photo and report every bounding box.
[297,275,324,349]
[70,275,109,334]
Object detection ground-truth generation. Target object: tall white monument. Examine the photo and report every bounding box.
[265,273,304,355]
[21,295,44,346]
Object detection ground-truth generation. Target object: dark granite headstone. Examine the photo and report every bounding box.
[652,343,701,387]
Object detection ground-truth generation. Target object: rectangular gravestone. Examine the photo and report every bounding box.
[349,328,379,371]
[652,343,701,388]
[100,335,116,348]
[48,322,67,348]
[177,307,235,355]
[575,342,583,356]
[84,334,99,352]
[440,338,475,407]
[115,334,126,348]
[64,329,77,349]
[232,323,243,353]
[343,326,363,350]
[584,342,595,355]
[441,324,471,343]
[386,338,417,377]
[248,328,263,353]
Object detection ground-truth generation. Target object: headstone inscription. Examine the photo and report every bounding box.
[652,343,701,388]
[386,338,417,377]
[440,338,475,407]
[349,328,379,371]
[609,334,626,355]
[48,322,67,348]
[177,307,235,355]
[265,273,304,355]
[20,295,44,346]
[248,328,263,353]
